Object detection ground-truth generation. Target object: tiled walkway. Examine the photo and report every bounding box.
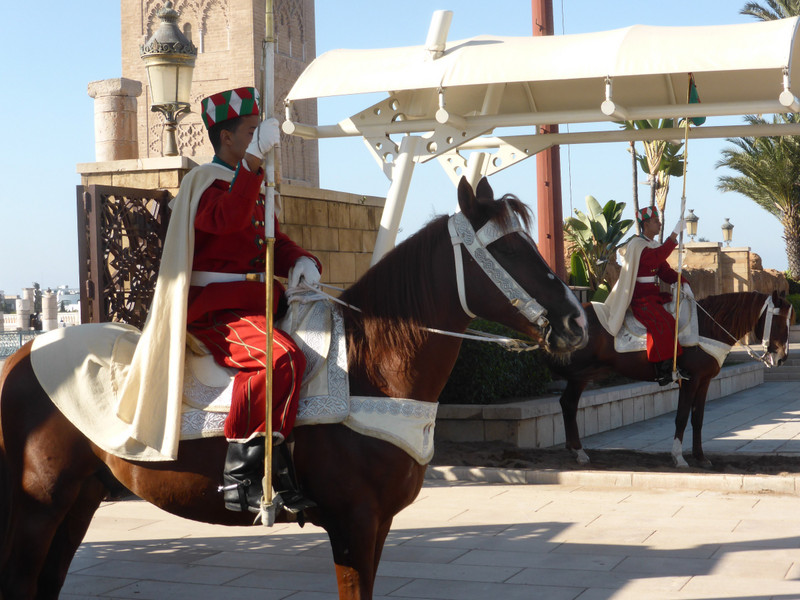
[57,380,800,599]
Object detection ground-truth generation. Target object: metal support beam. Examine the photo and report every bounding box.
[371,135,421,264]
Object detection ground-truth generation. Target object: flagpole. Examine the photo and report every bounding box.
[260,0,276,527]
[672,74,692,377]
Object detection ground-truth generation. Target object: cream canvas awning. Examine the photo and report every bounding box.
[282,14,800,262]
[287,17,800,127]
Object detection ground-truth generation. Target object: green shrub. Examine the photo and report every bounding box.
[438,319,552,404]
[786,274,800,296]
[787,294,800,321]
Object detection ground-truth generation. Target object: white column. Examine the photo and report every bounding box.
[16,288,32,331]
[42,291,58,332]
[370,135,421,265]
[87,78,142,161]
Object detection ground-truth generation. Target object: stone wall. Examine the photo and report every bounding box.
[76,160,385,291]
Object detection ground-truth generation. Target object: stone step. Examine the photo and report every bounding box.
[764,365,800,381]
[790,325,800,344]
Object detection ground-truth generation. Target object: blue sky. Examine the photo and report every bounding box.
[0,1,785,296]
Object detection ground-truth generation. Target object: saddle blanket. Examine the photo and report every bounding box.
[30,295,436,464]
[591,291,731,367]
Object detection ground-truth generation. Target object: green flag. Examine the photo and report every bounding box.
[688,73,705,126]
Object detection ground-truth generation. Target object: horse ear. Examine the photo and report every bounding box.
[457,176,477,216]
[780,290,787,298]
[475,177,494,202]
[772,290,780,303]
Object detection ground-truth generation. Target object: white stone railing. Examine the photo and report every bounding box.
[2,312,81,330]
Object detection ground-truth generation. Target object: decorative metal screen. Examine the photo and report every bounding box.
[77,185,171,328]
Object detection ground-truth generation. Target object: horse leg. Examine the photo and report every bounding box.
[35,475,109,599]
[0,357,104,599]
[671,380,693,468]
[689,379,713,468]
[326,507,384,600]
[560,379,590,464]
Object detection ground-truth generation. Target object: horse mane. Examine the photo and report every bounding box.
[697,292,767,342]
[340,193,532,390]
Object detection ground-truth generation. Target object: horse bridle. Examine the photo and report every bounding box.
[759,295,792,358]
[447,209,550,329]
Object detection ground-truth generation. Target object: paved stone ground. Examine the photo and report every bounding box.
[57,379,800,600]
[64,480,800,599]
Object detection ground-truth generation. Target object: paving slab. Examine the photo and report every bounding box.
[42,379,800,598]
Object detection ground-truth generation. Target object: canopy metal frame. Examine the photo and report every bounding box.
[282,12,800,263]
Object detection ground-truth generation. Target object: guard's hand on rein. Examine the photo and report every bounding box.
[288,257,321,288]
[246,117,281,159]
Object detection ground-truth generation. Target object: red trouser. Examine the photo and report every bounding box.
[188,310,306,441]
[630,296,682,363]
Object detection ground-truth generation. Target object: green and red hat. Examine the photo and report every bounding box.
[200,86,260,129]
[636,206,658,226]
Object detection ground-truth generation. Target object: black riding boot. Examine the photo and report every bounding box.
[654,360,689,386]
[654,360,674,386]
[221,437,265,513]
[272,439,316,514]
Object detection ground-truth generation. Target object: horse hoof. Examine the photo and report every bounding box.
[672,454,689,468]
[572,448,591,465]
[694,456,713,469]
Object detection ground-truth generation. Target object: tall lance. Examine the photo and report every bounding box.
[259,0,277,527]
[671,74,694,379]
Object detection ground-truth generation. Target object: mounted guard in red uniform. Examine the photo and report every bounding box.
[185,86,320,514]
[594,207,691,385]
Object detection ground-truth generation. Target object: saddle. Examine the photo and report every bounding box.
[180,291,436,464]
[596,287,732,367]
[612,287,699,354]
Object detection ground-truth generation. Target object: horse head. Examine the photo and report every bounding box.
[759,290,793,367]
[454,177,588,354]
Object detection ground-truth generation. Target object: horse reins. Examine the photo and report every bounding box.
[690,293,791,367]
[285,209,550,352]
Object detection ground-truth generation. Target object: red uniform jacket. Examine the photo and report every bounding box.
[186,160,319,324]
[630,236,681,362]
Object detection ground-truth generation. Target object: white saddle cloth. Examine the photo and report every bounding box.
[30,293,437,464]
[595,290,731,367]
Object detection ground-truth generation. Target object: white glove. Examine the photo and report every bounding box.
[288,256,320,288]
[246,117,281,159]
[672,217,685,236]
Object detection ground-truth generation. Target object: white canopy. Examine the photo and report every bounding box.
[282,14,800,263]
[287,18,800,123]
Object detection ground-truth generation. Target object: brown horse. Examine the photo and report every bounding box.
[548,290,792,468]
[0,177,588,600]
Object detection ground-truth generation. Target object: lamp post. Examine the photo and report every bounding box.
[685,209,699,241]
[140,1,197,157]
[721,218,734,246]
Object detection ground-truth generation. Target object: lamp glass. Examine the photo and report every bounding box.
[143,56,194,107]
[721,218,734,244]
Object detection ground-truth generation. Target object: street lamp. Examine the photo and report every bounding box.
[721,218,734,246]
[140,1,197,157]
[685,209,699,240]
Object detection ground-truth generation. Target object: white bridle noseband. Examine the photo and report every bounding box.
[447,210,550,329]
[759,295,792,359]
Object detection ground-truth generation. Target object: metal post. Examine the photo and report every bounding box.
[370,135,421,265]
[260,0,277,527]
[532,0,566,281]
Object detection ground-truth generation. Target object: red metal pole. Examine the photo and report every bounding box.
[532,0,566,281]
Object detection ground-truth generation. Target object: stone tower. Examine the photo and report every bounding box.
[121,0,318,187]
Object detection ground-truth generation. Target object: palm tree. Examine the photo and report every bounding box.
[716,114,800,278]
[623,119,685,241]
[740,0,800,20]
